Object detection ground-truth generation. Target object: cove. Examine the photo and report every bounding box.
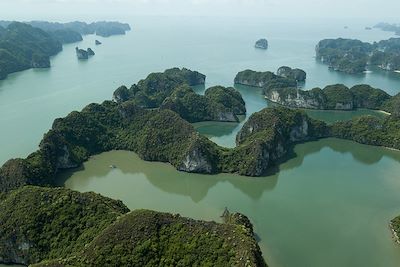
[58,138,400,267]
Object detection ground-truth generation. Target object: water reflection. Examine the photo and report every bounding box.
[58,150,279,202]
[58,138,400,204]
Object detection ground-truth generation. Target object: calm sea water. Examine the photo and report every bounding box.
[1,16,400,267]
[0,17,399,164]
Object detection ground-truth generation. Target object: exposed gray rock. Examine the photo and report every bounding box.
[255,38,268,49]
[75,47,88,59]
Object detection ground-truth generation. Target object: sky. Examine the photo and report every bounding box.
[0,0,399,21]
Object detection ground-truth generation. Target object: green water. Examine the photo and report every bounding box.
[59,139,400,267]
[2,16,400,267]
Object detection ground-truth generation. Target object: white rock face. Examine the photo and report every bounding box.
[178,138,213,174]
[56,145,79,169]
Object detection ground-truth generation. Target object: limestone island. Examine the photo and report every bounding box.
[2,68,400,263]
[316,38,400,74]
[0,22,62,80]
[0,20,130,80]
[113,67,246,123]
[0,186,266,267]
[255,38,268,49]
[235,68,400,113]
[75,47,95,59]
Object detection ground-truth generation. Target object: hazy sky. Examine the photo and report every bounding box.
[1,0,399,21]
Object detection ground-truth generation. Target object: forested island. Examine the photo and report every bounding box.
[0,20,131,39]
[0,22,62,80]
[0,20,130,80]
[0,186,265,266]
[2,67,400,264]
[235,69,400,114]
[113,68,246,122]
[315,38,400,73]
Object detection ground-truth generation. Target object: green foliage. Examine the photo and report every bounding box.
[205,86,246,115]
[32,210,266,267]
[160,85,245,123]
[331,115,400,149]
[113,68,206,108]
[0,186,129,265]
[0,22,62,79]
[350,84,391,109]
[381,93,400,115]
[221,107,329,176]
[234,69,297,89]
[323,84,354,109]
[316,38,400,73]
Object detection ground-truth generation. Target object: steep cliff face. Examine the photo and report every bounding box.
[178,134,220,174]
[265,87,326,109]
[219,107,328,176]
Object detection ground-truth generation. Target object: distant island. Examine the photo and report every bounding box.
[0,20,131,38]
[255,38,268,49]
[0,20,130,80]
[76,47,95,59]
[315,38,400,73]
[374,22,400,35]
[235,68,400,113]
[0,22,62,80]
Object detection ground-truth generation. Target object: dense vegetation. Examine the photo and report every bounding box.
[219,107,329,176]
[0,187,265,266]
[0,20,131,38]
[234,69,298,89]
[0,100,226,192]
[265,83,392,111]
[276,66,307,82]
[0,22,62,79]
[113,68,206,107]
[316,38,400,73]
[381,93,400,115]
[0,186,129,265]
[161,85,246,122]
[113,68,246,122]
[32,210,266,267]
[330,114,400,149]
